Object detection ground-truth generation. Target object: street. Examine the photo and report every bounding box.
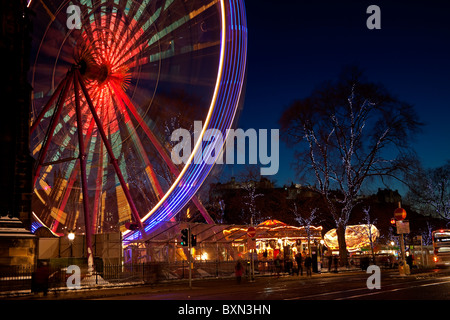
[95,269,450,300]
[6,268,448,319]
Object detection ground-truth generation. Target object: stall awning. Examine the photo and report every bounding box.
[123,219,322,245]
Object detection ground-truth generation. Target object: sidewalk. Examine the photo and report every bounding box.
[1,280,194,300]
[0,268,355,300]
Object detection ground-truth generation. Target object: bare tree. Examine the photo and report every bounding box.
[280,66,422,266]
[292,203,320,258]
[239,166,264,224]
[405,160,450,222]
[360,206,378,263]
[420,221,434,246]
[216,199,226,224]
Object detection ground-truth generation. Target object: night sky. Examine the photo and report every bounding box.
[232,0,450,193]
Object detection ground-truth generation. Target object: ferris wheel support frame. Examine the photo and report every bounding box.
[31,60,215,240]
[75,68,144,230]
[32,73,72,187]
[73,70,94,270]
[30,76,66,135]
[32,66,147,269]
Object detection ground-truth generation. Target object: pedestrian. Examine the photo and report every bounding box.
[406,253,414,270]
[274,255,281,277]
[304,253,312,277]
[235,260,244,284]
[33,260,50,296]
[295,252,303,276]
[326,250,333,272]
[388,255,395,269]
[285,256,293,275]
[333,255,339,273]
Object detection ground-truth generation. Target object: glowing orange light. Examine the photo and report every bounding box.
[324,225,380,252]
[258,219,288,227]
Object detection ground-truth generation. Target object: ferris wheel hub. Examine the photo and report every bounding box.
[78,59,110,84]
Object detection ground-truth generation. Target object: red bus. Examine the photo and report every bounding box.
[432,229,450,267]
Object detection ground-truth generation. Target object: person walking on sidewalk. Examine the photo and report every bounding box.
[235,260,244,284]
[304,253,312,277]
[295,251,303,276]
[274,255,282,277]
[333,255,339,273]
[326,250,333,272]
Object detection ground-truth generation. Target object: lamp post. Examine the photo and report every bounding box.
[394,204,410,275]
[320,239,325,267]
[68,231,75,258]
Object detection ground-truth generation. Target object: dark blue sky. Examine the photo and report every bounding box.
[232,0,450,193]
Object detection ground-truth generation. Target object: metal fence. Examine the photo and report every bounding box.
[0,265,34,293]
[0,260,242,293]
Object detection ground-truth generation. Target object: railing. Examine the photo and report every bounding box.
[0,260,241,293]
[0,265,34,293]
[321,254,401,271]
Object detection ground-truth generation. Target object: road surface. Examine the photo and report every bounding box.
[96,269,450,300]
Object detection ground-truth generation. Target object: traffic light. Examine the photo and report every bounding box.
[181,228,189,246]
[390,218,398,236]
[191,234,197,247]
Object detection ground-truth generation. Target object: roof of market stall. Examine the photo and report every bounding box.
[124,219,323,245]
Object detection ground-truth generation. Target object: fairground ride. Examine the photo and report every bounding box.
[28,0,247,266]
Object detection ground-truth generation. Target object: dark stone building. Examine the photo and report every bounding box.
[0,0,35,267]
[0,0,34,229]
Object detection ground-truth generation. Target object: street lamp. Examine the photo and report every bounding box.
[68,231,75,258]
[68,232,75,241]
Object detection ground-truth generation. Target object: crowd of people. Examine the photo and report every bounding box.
[234,249,344,283]
[232,247,417,284]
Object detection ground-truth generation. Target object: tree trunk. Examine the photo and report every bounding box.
[337,223,348,267]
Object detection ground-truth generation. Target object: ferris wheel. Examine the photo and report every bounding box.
[29,0,247,258]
